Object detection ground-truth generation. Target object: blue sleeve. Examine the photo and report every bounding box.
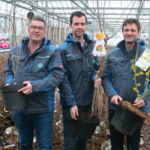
[102,55,118,99]
[58,49,76,107]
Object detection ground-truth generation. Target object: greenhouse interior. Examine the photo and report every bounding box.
[0,0,150,150]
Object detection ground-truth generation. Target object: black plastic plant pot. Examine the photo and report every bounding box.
[111,102,145,136]
[1,84,27,111]
[74,112,100,139]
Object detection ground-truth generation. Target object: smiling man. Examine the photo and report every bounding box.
[102,18,150,150]
[3,17,64,150]
[58,11,101,150]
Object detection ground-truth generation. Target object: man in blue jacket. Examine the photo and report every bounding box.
[3,17,64,150]
[102,18,150,150]
[58,11,101,150]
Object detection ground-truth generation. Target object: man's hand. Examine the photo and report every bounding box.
[70,105,78,120]
[18,81,33,95]
[111,95,122,106]
[4,83,10,86]
[94,71,102,89]
[94,78,102,89]
[133,98,145,108]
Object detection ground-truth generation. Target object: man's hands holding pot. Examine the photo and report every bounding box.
[18,81,33,95]
[111,95,122,106]
[111,95,145,108]
[133,98,145,108]
[4,81,33,95]
[4,83,10,86]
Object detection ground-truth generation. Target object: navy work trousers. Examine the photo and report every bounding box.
[109,112,143,150]
[13,110,53,150]
[62,104,91,150]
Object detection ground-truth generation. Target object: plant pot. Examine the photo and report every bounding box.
[1,84,27,111]
[74,112,100,139]
[111,101,146,136]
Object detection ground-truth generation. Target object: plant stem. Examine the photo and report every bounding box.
[134,39,140,102]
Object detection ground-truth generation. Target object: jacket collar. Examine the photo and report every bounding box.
[66,33,93,45]
[117,39,145,49]
[117,39,145,56]
[22,37,53,53]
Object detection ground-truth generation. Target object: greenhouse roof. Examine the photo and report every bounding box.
[0,0,150,34]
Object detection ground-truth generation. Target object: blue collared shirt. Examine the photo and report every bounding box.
[27,42,40,56]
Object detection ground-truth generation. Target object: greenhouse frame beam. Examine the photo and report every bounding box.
[1,0,31,11]
[31,0,150,1]
[136,0,145,19]
[19,0,70,22]
[18,7,150,10]
[48,12,150,16]
[2,0,70,24]
[45,0,48,32]
[77,18,150,21]
[0,13,6,18]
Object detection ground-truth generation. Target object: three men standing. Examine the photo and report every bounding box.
[3,11,149,150]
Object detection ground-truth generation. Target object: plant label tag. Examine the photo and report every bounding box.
[135,48,150,71]
[92,33,107,57]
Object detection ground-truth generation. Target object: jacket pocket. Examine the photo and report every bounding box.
[66,54,82,74]
[109,57,124,74]
[9,55,25,72]
[16,71,46,84]
[31,56,50,77]
[10,55,25,62]
[85,54,95,72]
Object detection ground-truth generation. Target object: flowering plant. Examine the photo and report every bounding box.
[131,39,150,102]
[0,37,10,49]
[132,62,150,101]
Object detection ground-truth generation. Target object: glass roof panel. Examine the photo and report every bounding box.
[0,0,150,35]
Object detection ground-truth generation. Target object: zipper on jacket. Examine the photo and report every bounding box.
[29,61,33,73]
[30,59,36,73]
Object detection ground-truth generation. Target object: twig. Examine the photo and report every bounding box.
[103,0,106,35]
[97,0,102,33]
[90,57,104,118]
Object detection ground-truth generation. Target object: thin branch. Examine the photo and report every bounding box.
[97,0,102,33]
[103,0,106,35]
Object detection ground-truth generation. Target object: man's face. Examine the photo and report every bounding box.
[69,16,87,38]
[28,20,46,43]
[122,23,140,44]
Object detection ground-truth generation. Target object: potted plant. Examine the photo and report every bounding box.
[1,43,27,111]
[74,32,108,139]
[74,59,105,139]
[0,21,27,111]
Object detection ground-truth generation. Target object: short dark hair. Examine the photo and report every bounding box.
[70,11,87,24]
[122,18,141,32]
[29,17,46,28]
